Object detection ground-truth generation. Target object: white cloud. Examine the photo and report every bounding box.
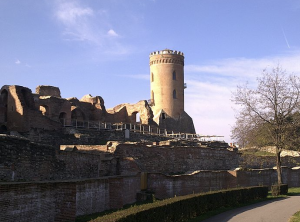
[15,59,20,65]
[107,29,119,37]
[53,0,128,55]
[54,1,99,44]
[55,2,93,24]
[185,50,300,143]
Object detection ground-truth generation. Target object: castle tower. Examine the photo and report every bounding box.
[149,49,185,119]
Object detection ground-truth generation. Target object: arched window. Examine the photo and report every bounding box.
[173,90,177,99]
[173,71,176,80]
[59,112,67,125]
[151,72,154,82]
[0,89,8,122]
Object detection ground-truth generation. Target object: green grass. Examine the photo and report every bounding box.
[288,187,300,222]
[240,148,276,156]
[289,211,300,222]
[288,187,300,196]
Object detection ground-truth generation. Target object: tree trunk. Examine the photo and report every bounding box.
[276,146,282,185]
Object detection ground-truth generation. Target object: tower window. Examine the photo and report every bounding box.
[173,71,176,80]
[173,90,177,99]
[151,72,154,82]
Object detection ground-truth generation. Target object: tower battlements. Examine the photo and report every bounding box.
[149,49,184,57]
[149,49,184,66]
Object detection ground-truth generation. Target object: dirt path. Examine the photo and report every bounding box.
[202,196,300,222]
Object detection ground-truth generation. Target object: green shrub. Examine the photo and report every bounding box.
[271,184,288,196]
[90,186,268,222]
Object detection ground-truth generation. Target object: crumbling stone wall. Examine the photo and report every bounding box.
[0,135,113,181]
[114,144,240,175]
[239,154,300,169]
[36,85,61,98]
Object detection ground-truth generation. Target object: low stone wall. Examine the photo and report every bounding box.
[115,144,239,175]
[0,181,76,222]
[1,168,300,221]
[239,155,300,169]
[23,128,170,148]
[260,146,300,157]
[0,135,114,181]
[0,175,141,222]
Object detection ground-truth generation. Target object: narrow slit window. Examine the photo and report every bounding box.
[173,71,176,80]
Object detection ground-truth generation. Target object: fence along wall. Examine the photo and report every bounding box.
[1,168,300,222]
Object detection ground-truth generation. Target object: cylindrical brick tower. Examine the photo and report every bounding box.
[149,49,185,119]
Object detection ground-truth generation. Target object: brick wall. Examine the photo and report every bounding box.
[115,144,240,175]
[239,155,300,169]
[1,169,300,221]
[0,175,141,221]
[0,181,76,222]
[0,135,114,181]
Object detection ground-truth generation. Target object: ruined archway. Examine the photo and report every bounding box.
[0,125,7,134]
[130,111,140,123]
[59,112,67,125]
[71,108,85,127]
[21,89,32,108]
[0,89,8,122]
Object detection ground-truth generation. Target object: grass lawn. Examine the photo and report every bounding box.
[288,187,300,222]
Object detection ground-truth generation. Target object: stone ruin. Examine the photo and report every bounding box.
[0,84,195,134]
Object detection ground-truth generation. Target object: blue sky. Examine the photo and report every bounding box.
[1,0,300,142]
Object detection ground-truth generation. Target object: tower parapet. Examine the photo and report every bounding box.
[149,49,184,66]
[149,49,184,56]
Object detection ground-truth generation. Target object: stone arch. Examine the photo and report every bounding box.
[0,89,8,122]
[0,125,7,133]
[130,111,140,123]
[59,112,67,125]
[21,89,31,108]
[71,108,85,122]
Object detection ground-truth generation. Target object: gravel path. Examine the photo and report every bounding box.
[202,195,300,222]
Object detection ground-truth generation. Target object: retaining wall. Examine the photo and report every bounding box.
[1,168,300,221]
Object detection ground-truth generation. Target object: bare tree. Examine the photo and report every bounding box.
[232,66,300,184]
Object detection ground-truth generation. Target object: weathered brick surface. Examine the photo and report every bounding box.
[76,178,110,216]
[147,168,300,200]
[115,144,240,175]
[239,154,300,169]
[0,176,141,221]
[0,135,63,181]
[1,169,300,221]
[0,135,114,181]
[0,181,76,222]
